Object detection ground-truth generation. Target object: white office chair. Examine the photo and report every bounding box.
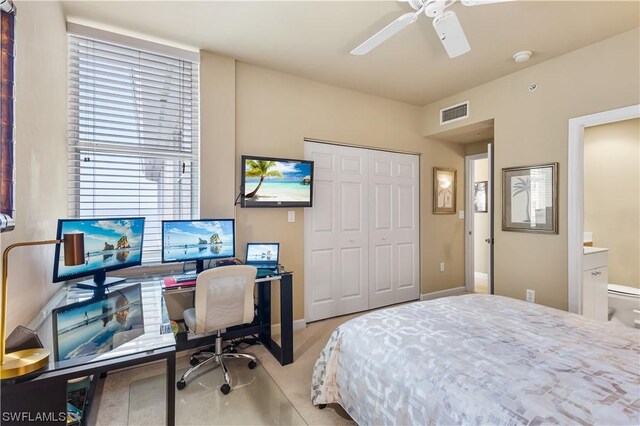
[176,265,258,394]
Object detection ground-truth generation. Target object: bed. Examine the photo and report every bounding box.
[311,294,640,425]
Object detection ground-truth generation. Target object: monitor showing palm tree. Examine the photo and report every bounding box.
[241,156,314,208]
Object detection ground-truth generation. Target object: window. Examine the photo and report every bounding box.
[68,27,199,261]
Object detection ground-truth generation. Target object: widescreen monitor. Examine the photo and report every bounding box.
[162,219,235,273]
[53,217,145,291]
[52,283,144,361]
[241,155,314,208]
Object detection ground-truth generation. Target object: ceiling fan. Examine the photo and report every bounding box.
[351,0,511,58]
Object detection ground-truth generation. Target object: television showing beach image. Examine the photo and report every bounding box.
[241,156,314,208]
[53,283,144,361]
[162,219,235,263]
[54,218,145,282]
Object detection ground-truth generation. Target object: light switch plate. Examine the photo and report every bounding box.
[288,211,295,223]
[458,210,465,219]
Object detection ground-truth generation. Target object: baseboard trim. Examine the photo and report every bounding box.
[271,319,306,335]
[420,286,466,301]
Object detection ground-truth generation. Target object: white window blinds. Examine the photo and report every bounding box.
[68,33,199,262]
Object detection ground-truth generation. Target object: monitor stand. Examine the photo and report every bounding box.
[75,270,126,294]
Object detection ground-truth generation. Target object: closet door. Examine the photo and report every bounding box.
[369,151,420,308]
[304,142,369,321]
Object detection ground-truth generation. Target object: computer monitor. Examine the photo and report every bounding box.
[52,217,145,291]
[161,219,235,273]
[245,243,280,270]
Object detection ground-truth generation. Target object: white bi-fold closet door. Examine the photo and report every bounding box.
[304,141,420,322]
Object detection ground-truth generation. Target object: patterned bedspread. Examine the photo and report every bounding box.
[311,294,640,425]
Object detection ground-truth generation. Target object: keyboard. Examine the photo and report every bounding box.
[173,273,197,283]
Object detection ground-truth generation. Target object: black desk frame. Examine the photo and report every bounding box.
[1,346,176,426]
[174,272,294,366]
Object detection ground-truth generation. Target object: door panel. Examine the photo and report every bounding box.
[373,244,393,293]
[369,151,420,308]
[305,142,419,321]
[305,142,369,321]
[373,184,392,230]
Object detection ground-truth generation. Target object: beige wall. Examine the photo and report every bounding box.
[466,141,490,156]
[584,118,639,288]
[231,62,466,320]
[473,158,489,275]
[421,28,640,310]
[1,1,69,333]
[200,51,237,219]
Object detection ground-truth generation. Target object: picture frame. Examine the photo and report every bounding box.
[433,167,456,214]
[502,163,558,234]
[473,181,488,213]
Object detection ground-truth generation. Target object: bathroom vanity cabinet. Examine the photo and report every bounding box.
[582,247,609,321]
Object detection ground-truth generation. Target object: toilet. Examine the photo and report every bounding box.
[608,284,640,328]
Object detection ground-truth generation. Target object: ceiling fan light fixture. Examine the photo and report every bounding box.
[512,50,532,63]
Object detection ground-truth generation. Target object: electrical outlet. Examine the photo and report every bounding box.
[526,289,536,303]
[440,262,445,272]
[288,211,295,223]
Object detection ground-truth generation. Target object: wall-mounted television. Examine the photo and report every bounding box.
[241,155,314,208]
[52,217,145,291]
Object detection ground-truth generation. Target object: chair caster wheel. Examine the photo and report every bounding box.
[318,404,327,410]
[220,384,231,395]
[248,360,257,369]
[176,380,186,391]
[189,357,199,366]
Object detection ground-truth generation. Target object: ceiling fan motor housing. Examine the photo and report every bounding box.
[424,0,456,17]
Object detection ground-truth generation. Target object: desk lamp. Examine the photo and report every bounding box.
[1,233,84,379]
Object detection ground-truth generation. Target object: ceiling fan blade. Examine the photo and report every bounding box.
[460,0,513,6]
[351,12,420,55]
[432,10,470,58]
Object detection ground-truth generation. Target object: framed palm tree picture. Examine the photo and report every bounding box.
[433,167,456,214]
[502,163,558,234]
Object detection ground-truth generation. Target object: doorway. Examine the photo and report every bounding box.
[465,149,493,294]
[567,104,639,314]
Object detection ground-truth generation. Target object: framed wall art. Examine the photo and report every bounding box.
[474,181,488,213]
[502,163,558,234]
[433,167,456,214]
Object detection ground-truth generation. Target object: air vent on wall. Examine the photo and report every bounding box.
[440,101,469,125]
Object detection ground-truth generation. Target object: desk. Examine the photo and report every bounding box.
[168,272,294,366]
[0,280,176,426]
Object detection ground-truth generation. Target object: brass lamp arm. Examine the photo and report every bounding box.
[1,239,62,366]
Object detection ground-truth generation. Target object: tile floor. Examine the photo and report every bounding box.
[91,313,360,425]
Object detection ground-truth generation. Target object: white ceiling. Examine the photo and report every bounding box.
[60,0,640,106]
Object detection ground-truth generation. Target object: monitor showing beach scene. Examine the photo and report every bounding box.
[241,156,314,207]
[53,218,145,282]
[162,219,235,263]
[53,283,144,361]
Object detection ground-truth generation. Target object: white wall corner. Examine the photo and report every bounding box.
[420,286,466,301]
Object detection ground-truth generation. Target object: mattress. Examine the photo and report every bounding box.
[311,294,640,425]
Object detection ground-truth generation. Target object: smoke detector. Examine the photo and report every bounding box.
[513,50,532,63]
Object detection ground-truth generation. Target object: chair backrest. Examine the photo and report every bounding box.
[193,265,257,334]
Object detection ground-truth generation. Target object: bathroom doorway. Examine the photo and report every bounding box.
[567,104,639,315]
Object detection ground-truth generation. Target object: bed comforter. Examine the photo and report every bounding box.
[311,294,640,425]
